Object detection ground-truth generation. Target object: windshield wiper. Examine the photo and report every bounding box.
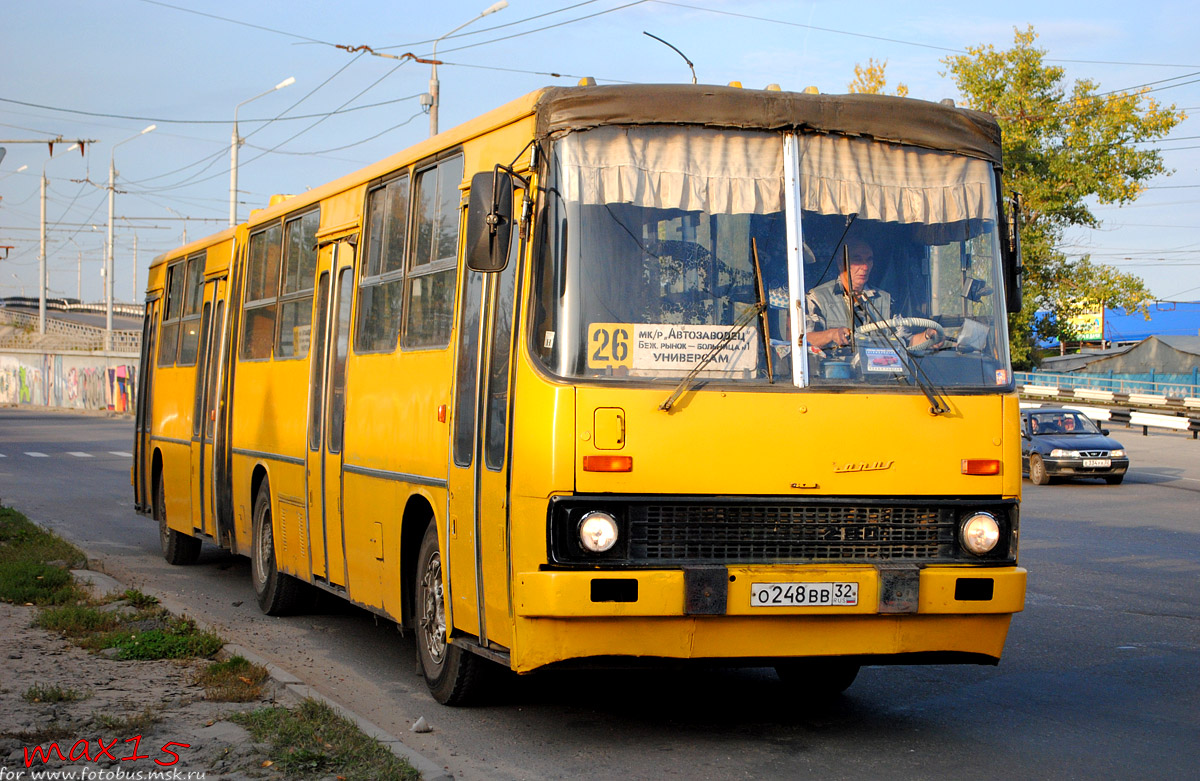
[659,302,763,412]
[750,237,774,384]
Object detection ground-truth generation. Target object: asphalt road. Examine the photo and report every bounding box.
[1,407,1197,779]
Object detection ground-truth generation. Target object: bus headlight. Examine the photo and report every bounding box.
[960,512,1000,555]
[578,511,619,553]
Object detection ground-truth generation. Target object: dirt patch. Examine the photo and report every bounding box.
[0,600,298,779]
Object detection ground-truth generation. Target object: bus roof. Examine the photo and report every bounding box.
[534,84,1002,165]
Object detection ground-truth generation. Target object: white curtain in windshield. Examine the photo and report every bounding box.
[556,125,783,215]
[798,134,995,225]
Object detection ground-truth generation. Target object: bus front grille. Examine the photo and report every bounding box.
[628,504,955,563]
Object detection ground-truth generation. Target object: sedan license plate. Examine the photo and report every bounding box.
[751,582,858,607]
[1083,458,1111,468]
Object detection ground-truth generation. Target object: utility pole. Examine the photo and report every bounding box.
[132,233,138,304]
[107,125,155,350]
[40,144,80,334]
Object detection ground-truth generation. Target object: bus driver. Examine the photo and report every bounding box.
[805,238,940,354]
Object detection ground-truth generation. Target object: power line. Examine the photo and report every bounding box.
[378,0,608,50]
[431,1,652,57]
[132,0,337,47]
[0,94,422,126]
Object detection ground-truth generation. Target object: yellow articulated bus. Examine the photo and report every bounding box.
[134,83,1027,705]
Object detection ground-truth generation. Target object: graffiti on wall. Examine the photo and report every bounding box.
[0,354,137,412]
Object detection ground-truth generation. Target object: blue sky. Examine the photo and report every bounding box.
[2,0,1197,304]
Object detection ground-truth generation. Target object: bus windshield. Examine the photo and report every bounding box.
[534,124,1011,390]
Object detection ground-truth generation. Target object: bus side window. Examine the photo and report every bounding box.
[404,154,463,349]
[177,253,206,366]
[241,223,283,360]
[276,210,319,359]
[356,176,409,354]
[158,260,184,367]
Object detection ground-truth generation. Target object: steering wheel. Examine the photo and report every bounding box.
[854,316,946,353]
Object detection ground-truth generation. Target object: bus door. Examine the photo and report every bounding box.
[133,296,160,513]
[448,217,521,650]
[189,276,226,539]
[199,280,226,544]
[306,241,354,588]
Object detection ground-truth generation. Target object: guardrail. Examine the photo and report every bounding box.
[1015,370,1199,399]
[0,308,141,352]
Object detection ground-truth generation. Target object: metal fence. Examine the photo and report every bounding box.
[1015,370,1200,400]
[0,308,140,353]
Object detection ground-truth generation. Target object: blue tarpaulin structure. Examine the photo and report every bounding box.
[1102,301,1200,343]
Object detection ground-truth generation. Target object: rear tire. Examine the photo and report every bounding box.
[156,475,201,565]
[415,523,485,705]
[775,658,860,698]
[251,485,303,616]
[1029,454,1051,486]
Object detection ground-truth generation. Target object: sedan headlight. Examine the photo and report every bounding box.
[1049,448,1072,457]
[960,512,1001,556]
[578,511,619,553]
[1110,449,1126,458]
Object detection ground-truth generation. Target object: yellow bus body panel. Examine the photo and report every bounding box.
[574,387,1021,497]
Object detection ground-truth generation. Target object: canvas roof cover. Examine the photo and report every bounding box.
[534,84,1002,165]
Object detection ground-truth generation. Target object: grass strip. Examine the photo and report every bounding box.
[231,699,419,781]
[0,506,88,605]
[196,655,270,702]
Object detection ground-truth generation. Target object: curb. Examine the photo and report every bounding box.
[71,567,454,781]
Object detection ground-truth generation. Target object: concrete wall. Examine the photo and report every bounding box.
[0,350,139,413]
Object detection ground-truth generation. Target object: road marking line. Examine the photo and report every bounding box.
[67,451,94,458]
[1135,469,1200,483]
[25,452,48,458]
[109,451,133,457]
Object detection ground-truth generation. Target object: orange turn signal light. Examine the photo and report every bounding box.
[583,455,633,472]
[961,459,1001,475]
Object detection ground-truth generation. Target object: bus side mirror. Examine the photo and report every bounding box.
[466,169,514,272]
[1003,192,1023,314]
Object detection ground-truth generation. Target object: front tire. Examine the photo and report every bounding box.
[251,485,303,616]
[1029,454,1051,486]
[415,523,484,705]
[775,658,860,698]
[156,475,201,565]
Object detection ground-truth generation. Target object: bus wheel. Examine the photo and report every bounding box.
[775,658,860,698]
[415,523,484,705]
[156,475,200,565]
[1029,454,1051,486]
[251,486,302,616]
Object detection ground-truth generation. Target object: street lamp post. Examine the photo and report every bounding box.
[107,124,155,350]
[40,145,79,334]
[428,1,508,137]
[230,77,295,227]
[0,163,28,182]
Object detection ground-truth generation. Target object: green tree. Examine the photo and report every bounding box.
[848,58,909,97]
[943,26,1184,367]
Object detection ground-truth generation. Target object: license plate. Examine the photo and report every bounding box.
[1083,459,1111,468]
[750,582,858,607]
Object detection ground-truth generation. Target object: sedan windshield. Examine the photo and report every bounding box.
[1028,410,1103,435]
[532,124,1011,390]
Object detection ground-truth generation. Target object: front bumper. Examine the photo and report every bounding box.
[1043,457,1129,478]
[509,564,1026,672]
